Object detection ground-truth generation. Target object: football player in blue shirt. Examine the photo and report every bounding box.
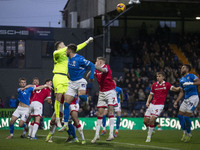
[7,77,51,139]
[58,44,95,143]
[174,64,200,142]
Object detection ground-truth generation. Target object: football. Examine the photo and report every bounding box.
[116,3,126,13]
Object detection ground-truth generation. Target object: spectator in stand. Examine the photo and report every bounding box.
[9,96,17,108]
[0,97,5,108]
[138,89,145,101]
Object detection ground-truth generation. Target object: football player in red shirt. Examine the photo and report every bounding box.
[87,57,117,143]
[143,72,180,142]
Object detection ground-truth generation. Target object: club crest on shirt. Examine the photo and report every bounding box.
[187,77,189,80]
[73,61,76,66]
[163,84,165,86]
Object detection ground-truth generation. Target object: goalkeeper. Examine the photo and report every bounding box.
[53,37,93,127]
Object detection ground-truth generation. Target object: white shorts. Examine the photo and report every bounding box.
[97,89,118,108]
[70,103,79,113]
[179,95,199,113]
[66,78,87,97]
[30,101,43,117]
[114,102,121,112]
[12,106,30,122]
[144,104,164,118]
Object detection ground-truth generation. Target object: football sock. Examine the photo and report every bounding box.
[147,125,154,138]
[10,124,14,135]
[184,116,191,134]
[116,116,120,130]
[68,124,76,139]
[177,114,186,131]
[109,116,115,136]
[67,128,72,136]
[49,123,57,135]
[28,122,34,136]
[31,122,39,138]
[77,124,85,140]
[54,100,60,119]
[64,102,70,124]
[96,117,102,136]
[102,115,106,128]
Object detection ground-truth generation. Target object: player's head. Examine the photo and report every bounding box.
[45,79,52,86]
[55,41,65,50]
[156,72,165,83]
[66,44,77,57]
[32,77,39,85]
[95,57,106,66]
[181,64,191,75]
[19,77,27,87]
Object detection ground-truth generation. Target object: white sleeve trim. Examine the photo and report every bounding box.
[170,86,174,91]
[86,61,90,66]
[104,67,108,73]
[150,92,154,95]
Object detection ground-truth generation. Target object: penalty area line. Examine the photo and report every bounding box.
[38,134,180,150]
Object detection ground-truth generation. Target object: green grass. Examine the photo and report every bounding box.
[0,130,200,150]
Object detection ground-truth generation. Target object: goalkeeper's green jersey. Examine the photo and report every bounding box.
[53,42,87,74]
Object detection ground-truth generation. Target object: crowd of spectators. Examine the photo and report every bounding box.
[176,33,200,75]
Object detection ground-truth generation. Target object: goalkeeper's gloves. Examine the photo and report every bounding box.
[183,82,194,86]
[85,37,93,44]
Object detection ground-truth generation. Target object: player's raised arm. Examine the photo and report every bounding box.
[77,37,93,52]
[95,66,108,73]
[173,88,184,108]
[34,84,52,91]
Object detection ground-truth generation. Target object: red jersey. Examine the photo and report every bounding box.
[150,81,172,105]
[95,64,116,92]
[30,85,38,104]
[31,85,51,104]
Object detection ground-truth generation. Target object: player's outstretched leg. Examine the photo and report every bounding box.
[114,116,120,137]
[31,122,39,140]
[146,116,157,142]
[184,116,192,142]
[101,115,107,136]
[46,118,57,142]
[28,122,34,138]
[91,116,102,143]
[106,115,115,141]
[177,114,187,141]
[58,102,70,131]
[68,124,79,143]
[7,116,18,139]
[76,124,86,144]
[65,128,73,142]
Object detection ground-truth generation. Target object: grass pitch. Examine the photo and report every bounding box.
[0,130,200,150]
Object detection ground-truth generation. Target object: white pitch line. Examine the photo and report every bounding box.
[38,135,180,150]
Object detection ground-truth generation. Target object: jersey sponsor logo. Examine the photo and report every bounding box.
[155,87,166,90]
[96,72,103,75]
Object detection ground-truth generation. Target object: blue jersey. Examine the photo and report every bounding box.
[115,86,123,103]
[17,87,34,106]
[179,73,198,99]
[68,54,94,81]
